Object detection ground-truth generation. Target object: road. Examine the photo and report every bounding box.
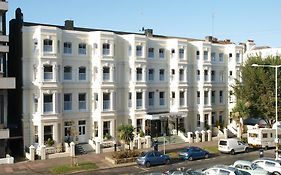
[78,149,276,175]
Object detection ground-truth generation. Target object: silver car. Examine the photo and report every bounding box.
[203,165,243,175]
[232,160,270,175]
[252,158,281,175]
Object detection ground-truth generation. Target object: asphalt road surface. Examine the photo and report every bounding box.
[78,149,277,175]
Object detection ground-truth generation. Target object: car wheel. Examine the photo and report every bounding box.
[230,149,235,155]
[165,159,170,165]
[204,153,209,159]
[272,171,281,175]
[145,161,151,168]
[188,156,193,161]
[245,147,249,153]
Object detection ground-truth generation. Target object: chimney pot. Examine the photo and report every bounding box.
[144,29,153,37]
[65,20,74,30]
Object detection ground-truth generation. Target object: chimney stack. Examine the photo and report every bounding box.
[144,29,153,37]
[65,20,74,30]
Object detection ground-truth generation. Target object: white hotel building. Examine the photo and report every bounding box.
[9,10,245,149]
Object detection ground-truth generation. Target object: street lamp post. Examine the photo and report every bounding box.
[252,63,281,159]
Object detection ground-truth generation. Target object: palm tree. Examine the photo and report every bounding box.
[118,124,135,150]
[231,100,250,138]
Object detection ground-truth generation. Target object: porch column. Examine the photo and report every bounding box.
[53,123,59,144]
[142,119,146,132]
[38,123,44,146]
[131,117,136,128]
[208,112,212,127]
[99,120,103,141]
[110,120,115,138]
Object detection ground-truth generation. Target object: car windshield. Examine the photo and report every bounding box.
[251,163,260,169]
[234,170,244,175]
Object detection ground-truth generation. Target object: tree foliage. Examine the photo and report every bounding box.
[233,55,281,124]
[118,124,135,149]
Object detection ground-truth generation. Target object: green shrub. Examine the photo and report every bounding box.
[139,130,145,137]
[112,150,140,159]
[241,137,248,143]
[46,138,55,147]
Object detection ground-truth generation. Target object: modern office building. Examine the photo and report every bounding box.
[0,0,16,158]
[9,9,244,150]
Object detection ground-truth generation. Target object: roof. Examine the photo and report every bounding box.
[23,21,202,42]
[234,160,252,166]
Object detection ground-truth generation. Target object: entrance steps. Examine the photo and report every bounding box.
[75,143,93,155]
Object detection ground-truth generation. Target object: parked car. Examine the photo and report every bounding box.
[163,167,204,175]
[231,160,270,175]
[178,146,209,161]
[137,150,170,167]
[218,138,249,155]
[252,158,281,175]
[203,165,243,175]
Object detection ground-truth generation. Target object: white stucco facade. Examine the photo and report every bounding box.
[20,22,245,148]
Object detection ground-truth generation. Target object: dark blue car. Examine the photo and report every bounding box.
[137,150,170,167]
[178,146,209,161]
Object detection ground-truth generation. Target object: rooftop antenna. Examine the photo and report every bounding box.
[139,27,145,32]
[211,13,215,36]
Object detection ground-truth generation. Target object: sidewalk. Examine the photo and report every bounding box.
[0,140,218,175]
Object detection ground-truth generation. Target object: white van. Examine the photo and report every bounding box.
[247,128,280,149]
[218,138,249,155]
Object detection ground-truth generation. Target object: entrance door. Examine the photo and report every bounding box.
[78,120,87,143]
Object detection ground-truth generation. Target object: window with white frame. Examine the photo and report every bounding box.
[63,42,72,54]
[219,53,224,62]
[211,52,216,61]
[43,94,53,113]
[159,91,165,106]
[211,91,216,104]
[148,69,154,81]
[159,48,165,59]
[148,47,154,58]
[229,91,234,103]
[211,70,216,81]
[179,69,184,81]
[171,69,175,81]
[64,93,72,111]
[219,90,223,103]
[197,114,201,127]
[136,92,142,109]
[103,67,110,81]
[197,70,200,81]
[196,51,200,60]
[103,121,110,137]
[136,68,142,81]
[204,114,209,127]
[103,93,110,111]
[197,91,200,104]
[128,92,132,107]
[79,93,86,110]
[179,48,184,59]
[137,119,143,132]
[159,69,165,81]
[78,43,87,55]
[204,91,209,105]
[236,53,240,63]
[136,45,143,57]
[79,67,86,80]
[211,112,216,126]
[64,66,72,80]
[44,65,53,81]
[128,45,132,57]
[179,91,185,106]
[103,43,110,56]
[171,91,175,105]
[171,49,175,58]
[204,51,208,60]
[219,71,224,82]
[204,70,208,82]
[43,39,53,52]
[148,92,154,106]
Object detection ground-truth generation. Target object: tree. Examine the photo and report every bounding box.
[118,124,135,150]
[233,55,281,125]
[231,100,250,138]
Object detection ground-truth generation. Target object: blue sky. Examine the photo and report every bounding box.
[7,0,281,47]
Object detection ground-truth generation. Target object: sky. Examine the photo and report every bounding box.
[6,0,281,47]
